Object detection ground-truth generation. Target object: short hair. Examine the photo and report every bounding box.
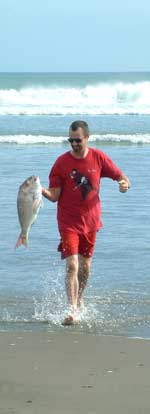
[69,120,89,136]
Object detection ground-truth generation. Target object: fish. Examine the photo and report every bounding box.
[15,175,43,249]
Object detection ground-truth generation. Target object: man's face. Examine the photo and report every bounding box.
[68,127,88,154]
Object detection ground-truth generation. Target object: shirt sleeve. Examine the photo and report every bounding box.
[101,152,122,180]
[49,159,63,188]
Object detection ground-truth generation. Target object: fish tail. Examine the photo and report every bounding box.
[15,233,28,249]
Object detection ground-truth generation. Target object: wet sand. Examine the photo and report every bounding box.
[0,331,150,414]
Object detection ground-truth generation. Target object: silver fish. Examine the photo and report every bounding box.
[15,175,43,249]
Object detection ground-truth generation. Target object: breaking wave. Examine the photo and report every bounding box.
[1,81,150,115]
[0,134,150,145]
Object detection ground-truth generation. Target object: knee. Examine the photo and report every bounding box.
[66,257,78,274]
[81,260,91,276]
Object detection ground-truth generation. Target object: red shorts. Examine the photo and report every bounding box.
[58,231,97,259]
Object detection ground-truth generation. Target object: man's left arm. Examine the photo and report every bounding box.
[101,151,131,193]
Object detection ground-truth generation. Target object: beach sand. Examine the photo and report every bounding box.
[0,331,150,414]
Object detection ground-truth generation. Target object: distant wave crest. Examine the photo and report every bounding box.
[0,134,150,144]
[1,81,150,115]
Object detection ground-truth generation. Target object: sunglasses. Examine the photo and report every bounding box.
[68,138,82,143]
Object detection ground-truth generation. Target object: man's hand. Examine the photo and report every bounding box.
[118,177,131,193]
[42,187,61,201]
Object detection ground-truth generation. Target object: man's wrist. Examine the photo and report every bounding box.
[42,188,51,199]
[42,187,47,196]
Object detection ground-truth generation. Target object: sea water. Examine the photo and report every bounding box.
[0,72,150,338]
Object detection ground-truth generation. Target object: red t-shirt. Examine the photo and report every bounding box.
[49,148,122,234]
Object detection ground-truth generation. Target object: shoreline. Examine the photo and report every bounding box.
[0,331,150,413]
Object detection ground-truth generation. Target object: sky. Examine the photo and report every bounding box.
[0,0,150,72]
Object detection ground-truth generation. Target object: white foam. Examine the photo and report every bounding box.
[1,81,150,115]
[0,134,150,145]
[0,135,66,144]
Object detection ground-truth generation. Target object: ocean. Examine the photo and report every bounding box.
[0,72,150,338]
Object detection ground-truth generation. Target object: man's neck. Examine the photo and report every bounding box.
[71,148,89,159]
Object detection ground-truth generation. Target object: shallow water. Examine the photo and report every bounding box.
[0,141,150,338]
[0,71,150,337]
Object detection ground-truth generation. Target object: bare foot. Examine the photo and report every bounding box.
[62,315,75,326]
[62,309,78,326]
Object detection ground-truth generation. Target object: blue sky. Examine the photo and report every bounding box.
[0,0,150,71]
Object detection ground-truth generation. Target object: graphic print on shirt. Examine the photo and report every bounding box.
[69,169,94,199]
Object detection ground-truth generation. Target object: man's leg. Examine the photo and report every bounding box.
[63,255,79,324]
[78,255,92,308]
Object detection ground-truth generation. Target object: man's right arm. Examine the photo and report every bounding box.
[42,187,61,202]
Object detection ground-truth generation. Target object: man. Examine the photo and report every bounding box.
[42,120,131,325]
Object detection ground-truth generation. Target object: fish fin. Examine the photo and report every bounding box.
[15,233,28,249]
